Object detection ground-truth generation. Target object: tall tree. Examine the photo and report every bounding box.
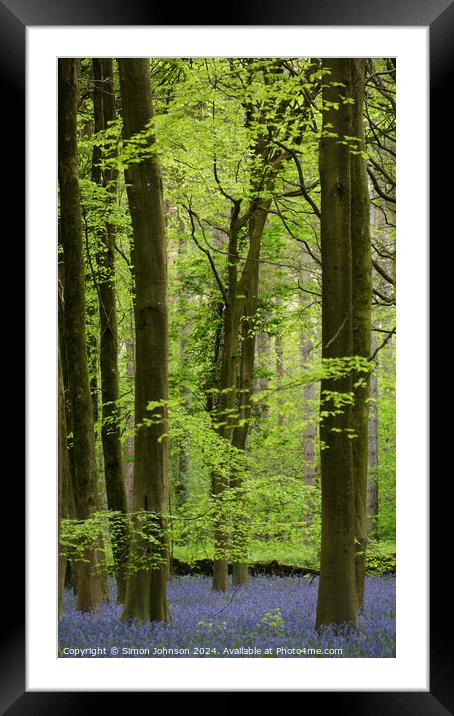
[299,305,317,542]
[58,346,70,618]
[123,337,135,511]
[367,331,379,539]
[91,58,129,604]
[230,199,270,585]
[118,58,170,623]
[208,198,245,592]
[58,227,80,593]
[58,58,105,612]
[174,232,191,507]
[316,58,357,630]
[350,58,372,610]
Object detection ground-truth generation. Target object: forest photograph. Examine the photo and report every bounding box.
[58,56,396,660]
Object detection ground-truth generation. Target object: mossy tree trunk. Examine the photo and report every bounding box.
[351,59,372,611]
[58,347,70,618]
[175,233,191,507]
[231,200,270,586]
[123,338,135,511]
[118,58,170,623]
[92,58,129,604]
[299,288,317,544]
[315,58,357,631]
[211,205,243,592]
[367,329,379,539]
[58,58,105,612]
[254,328,270,420]
[58,228,79,593]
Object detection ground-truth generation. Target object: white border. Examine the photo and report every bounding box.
[27,26,429,691]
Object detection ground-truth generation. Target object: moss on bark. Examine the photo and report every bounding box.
[118,58,170,623]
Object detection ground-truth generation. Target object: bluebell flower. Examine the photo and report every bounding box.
[59,575,395,658]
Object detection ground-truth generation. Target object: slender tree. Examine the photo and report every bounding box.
[58,346,70,618]
[58,227,79,593]
[175,232,191,507]
[91,58,130,604]
[58,58,105,612]
[367,330,379,539]
[254,329,270,420]
[316,58,357,630]
[118,58,170,623]
[351,58,372,610]
[230,200,270,585]
[209,200,244,592]
[123,337,135,512]
[299,293,317,542]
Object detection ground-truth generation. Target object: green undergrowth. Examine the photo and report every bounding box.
[171,540,396,575]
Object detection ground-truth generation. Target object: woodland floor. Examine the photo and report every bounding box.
[59,575,395,658]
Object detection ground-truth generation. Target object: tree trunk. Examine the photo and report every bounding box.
[302,341,316,486]
[123,338,135,511]
[231,311,254,586]
[299,274,317,533]
[211,209,242,592]
[367,330,379,539]
[58,229,79,593]
[58,347,70,618]
[58,58,105,612]
[92,58,129,604]
[175,233,191,507]
[254,329,270,420]
[118,58,170,623]
[274,296,285,427]
[299,306,316,543]
[316,58,357,630]
[230,201,269,585]
[351,59,372,611]
[83,105,100,437]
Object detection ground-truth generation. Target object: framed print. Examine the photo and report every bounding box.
[1,0,449,710]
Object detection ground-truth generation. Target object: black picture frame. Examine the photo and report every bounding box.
[4,0,448,710]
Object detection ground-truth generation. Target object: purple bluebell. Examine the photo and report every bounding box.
[59,575,395,658]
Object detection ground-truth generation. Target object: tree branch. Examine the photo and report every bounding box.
[213,156,240,206]
[185,204,227,304]
[372,259,395,286]
[367,168,396,204]
[269,137,321,219]
[370,327,396,361]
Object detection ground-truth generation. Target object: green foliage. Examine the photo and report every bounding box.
[258,608,285,634]
[365,541,396,574]
[60,510,164,575]
[67,57,396,588]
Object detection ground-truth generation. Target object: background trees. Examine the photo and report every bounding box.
[58,57,396,629]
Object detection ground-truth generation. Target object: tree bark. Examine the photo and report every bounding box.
[123,338,135,511]
[273,298,285,427]
[351,59,372,611]
[211,206,243,592]
[175,232,191,507]
[299,297,316,543]
[58,347,70,618]
[254,329,270,421]
[299,279,317,491]
[316,58,357,630]
[58,58,105,612]
[367,330,379,539]
[118,58,170,623]
[92,58,129,604]
[230,200,269,585]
